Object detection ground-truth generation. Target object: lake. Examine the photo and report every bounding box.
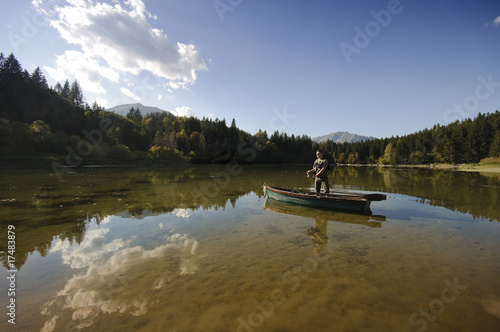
[1,165,500,332]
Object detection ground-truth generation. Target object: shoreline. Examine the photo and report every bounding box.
[1,160,500,173]
[335,163,500,173]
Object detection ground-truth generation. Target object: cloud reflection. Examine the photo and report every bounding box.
[41,233,201,331]
[173,208,193,219]
[50,228,124,269]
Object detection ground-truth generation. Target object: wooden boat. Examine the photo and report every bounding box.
[263,185,386,212]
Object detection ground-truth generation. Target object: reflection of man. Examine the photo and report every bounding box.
[306,150,329,194]
[306,217,328,253]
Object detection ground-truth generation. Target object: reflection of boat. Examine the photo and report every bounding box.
[264,198,385,253]
[263,185,386,212]
[264,197,385,227]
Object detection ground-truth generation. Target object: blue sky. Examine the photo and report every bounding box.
[1,0,500,139]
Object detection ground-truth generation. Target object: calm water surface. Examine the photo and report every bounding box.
[1,165,500,332]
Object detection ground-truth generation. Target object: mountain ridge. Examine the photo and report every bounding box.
[107,103,166,115]
[107,105,377,144]
[312,131,377,143]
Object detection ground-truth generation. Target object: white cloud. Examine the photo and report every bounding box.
[170,106,194,117]
[93,96,110,108]
[165,88,175,99]
[120,87,142,102]
[484,15,500,28]
[43,50,119,94]
[494,16,500,26]
[39,0,207,96]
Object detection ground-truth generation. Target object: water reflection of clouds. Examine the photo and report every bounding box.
[173,208,193,219]
[41,233,201,331]
[50,228,126,269]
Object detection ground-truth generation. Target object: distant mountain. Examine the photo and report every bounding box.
[312,131,377,143]
[107,103,166,116]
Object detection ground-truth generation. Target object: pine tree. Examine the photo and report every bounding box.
[69,80,84,108]
[126,107,143,124]
[61,79,71,99]
[2,53,23,78]
[30,67,49,92]
[54,82,63,94]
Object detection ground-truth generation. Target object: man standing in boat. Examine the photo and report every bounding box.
[306,149,330,194]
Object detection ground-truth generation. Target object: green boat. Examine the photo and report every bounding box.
[263,185,387,212]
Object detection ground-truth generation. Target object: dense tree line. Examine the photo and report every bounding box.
[317,111,500,165]
[1,52,499,167]
[0,53,314,165]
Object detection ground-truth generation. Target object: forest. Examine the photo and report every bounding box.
[1,52,499,168]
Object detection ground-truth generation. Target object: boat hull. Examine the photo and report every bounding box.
[264,186,373,212]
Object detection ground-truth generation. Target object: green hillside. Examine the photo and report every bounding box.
[1,52,499,169]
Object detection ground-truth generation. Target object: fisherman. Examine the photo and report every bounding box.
[306,149,330,194]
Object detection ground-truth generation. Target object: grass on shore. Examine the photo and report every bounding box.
[452,157,500,173]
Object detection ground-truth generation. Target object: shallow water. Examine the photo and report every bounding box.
[1,165,499,331]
